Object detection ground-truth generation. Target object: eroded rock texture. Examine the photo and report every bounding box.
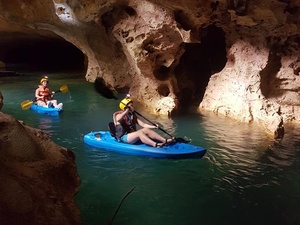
[0,91,3,110]
[0,0,300,136]
[0,112,81,225]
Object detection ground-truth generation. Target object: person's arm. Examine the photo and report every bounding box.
[35,88,41,99]
[46,86,55,99]
[115,108,130,125]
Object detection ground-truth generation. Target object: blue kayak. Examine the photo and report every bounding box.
[30,104,63,116]
[84,131,207,159]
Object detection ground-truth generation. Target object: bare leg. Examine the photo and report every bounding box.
[126,128,172,147]
[127,130,160,147]
[37,100,47,107]
[140,128,166,142]
[141,128,174,144]
[49,100,58,107]
[46,100,63,108]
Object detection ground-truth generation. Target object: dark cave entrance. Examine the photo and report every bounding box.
[0,33,86,74]
[174,24,227,112]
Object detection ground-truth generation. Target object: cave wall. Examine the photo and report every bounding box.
[199,0,300,134]
[0,91,3,110]
[0,0,299,134]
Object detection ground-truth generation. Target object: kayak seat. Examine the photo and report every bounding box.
[108,122,117,139]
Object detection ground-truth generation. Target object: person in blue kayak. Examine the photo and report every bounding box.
[35,76,63,109]
[113,96,174,148]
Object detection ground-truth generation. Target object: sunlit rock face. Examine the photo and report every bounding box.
[0,0,299,134]
[0,112,81,225]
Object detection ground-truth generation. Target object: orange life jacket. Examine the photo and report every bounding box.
[36,85,51,102]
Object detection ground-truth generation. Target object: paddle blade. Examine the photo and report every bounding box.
[59,85,69,93]
[94,77,118,100]
[55,85,69,93]
[21,100,33,110]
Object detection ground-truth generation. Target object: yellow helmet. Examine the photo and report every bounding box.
[119,98,132,111]
[40,76,48,83]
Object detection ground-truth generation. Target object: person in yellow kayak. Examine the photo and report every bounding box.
[112,96,174,148]
[35,76,63,109]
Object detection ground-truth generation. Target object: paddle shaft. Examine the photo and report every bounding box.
[46,85,68,96]
[134,110,174,138]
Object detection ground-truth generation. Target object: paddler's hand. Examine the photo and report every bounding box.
[127,105,134,112]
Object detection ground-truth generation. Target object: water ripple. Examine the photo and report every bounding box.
[201,115,300,194]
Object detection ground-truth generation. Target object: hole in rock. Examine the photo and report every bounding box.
[101,5,136,32]
[174,10,193,31]
[174,24,227,112]
[157,84,170,97]
[154,65,170,81]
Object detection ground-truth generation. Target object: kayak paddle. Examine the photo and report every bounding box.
[20,85,69,110]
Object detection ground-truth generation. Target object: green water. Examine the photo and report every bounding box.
[1,72,300,225]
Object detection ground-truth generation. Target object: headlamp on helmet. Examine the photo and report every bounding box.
[119,98,132,111]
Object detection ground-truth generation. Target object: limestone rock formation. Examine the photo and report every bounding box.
[0,112,81,225]
[0,91,3,111]
[0,0,300,136]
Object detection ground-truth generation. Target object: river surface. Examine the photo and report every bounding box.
[1,72,300,225]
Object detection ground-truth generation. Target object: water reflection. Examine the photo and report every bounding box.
[201,112,300,194]
[37,116,60,135]
[265,124,300,167]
